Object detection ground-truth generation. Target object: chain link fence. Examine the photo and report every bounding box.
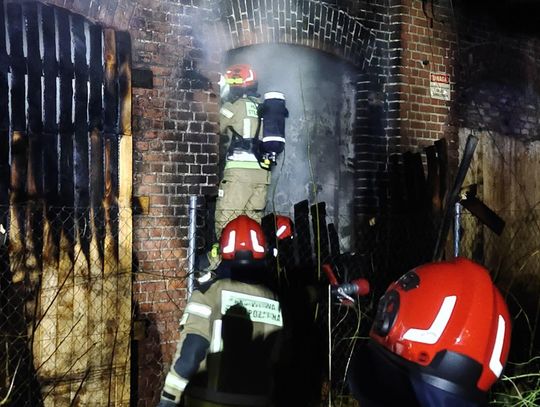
[1,202,539,406]
[0,205,131,407]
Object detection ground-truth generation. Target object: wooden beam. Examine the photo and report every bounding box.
[425,144,441,217]
[310,202,330,267]
[7,4,27,284]
[0,0,9,211]
[42,4,58,203]
[58,7,74,210]
[435,138,448,208]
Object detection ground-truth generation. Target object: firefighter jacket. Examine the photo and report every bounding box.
[158,278,283,407]
[219,96,262,170]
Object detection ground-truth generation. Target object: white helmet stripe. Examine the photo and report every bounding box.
[246,69,254,82]
[488,315,506,377]
[222,230,236,254]
[276,225,287,237]
[403,295,457,344]
[250,230,265,253]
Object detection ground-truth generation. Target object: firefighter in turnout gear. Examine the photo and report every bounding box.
[158,216,283,407]
[214,64,271,241]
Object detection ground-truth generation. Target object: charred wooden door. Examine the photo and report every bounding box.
[0,2,132,406]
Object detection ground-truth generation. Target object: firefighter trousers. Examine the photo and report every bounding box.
[214,166,271,239]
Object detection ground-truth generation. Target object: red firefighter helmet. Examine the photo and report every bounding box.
[220,215,267,265]
[363,257,511,404]
[224,64,257,89]
[275,215,293,240]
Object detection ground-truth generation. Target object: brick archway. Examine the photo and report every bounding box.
[204,0,382,68]
[198,0,402,214]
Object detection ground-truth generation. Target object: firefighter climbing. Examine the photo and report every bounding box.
[214,64,288,239]
[197,64,288,275]
[157,216,283,407]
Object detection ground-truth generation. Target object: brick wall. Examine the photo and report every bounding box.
[397,0,540,167]
[128,2,220,405]
[397,0,456,159]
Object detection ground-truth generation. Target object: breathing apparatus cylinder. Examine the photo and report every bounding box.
[258,91,288,166]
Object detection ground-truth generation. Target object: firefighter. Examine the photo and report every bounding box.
[157,215,283,407]
[348,257,512,407]
[214,64,270,240]
[200,66,289,276]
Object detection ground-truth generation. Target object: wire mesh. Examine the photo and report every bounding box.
[2,203,539,406]
[0,205,131,407]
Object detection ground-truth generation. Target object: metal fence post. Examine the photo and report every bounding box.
[454,202,462,258]
[187,195,198,299]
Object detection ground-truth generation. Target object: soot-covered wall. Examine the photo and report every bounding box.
[225,44,356,247]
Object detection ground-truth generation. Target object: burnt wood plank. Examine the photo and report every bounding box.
[103,29,118,137]
[53,9,77,397]
[0,0,9,210]
[412,151,427,210]
[57,7,74,209]
[88,24,104,261]
[435,138,448,208]
[103,29,118,259]
[115,30,132,403]
[116,31,131,138]
[388,154,404,213]
[42,4,58,203]
[25,3,42,137]
[402,152,415,212]
[70,14,91,387]
[37,5,62,391]
[7,1,27,295]
[72,14,91,262]
[7,3,25,133]
[7,2,27,261]
[403,152,426,212]
[327,222,340,259]
[294,200,312,263]
[261,213,280,289]
[293,200,313,284]
[261,213,277,250]
[73,14,89,209]
[103,29,119,203]
[310,202,330,266]
[425,144,441,217]
[23,3,44,272]
[25,2,43,199]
